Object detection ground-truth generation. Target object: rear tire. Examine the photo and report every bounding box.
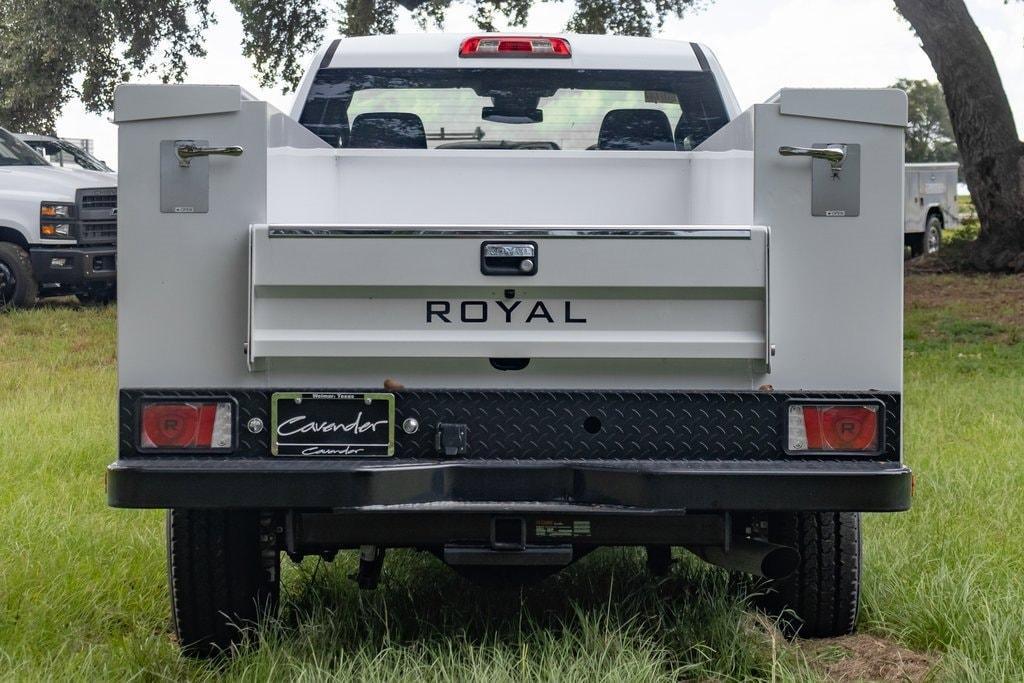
[167,509,279,656]
[751,512,861,638]
[909,215,942,257]
[0,242,38,310]
[924,214,942,255]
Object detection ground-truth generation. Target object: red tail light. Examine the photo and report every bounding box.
[140,401,234,450]
[787,404,880,453]
[459,36,571,58]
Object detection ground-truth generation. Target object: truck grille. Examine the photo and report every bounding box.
[76,188,117,244]
[81,194,117,210]
[81,222,117,242]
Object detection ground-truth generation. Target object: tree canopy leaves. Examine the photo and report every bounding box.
[0,0,212,133]
[234,0,328,90]
[0,0,702,133]
[892,78,958,164]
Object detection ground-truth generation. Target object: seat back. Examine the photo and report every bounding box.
[349,112,428,149]
[597,109,675,151]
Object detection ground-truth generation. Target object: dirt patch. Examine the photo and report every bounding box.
[906,273,1024,327]
[905,273,1024,344]
[800,634,937,682]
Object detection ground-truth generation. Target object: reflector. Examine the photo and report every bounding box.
[459,36,571,58]
[140,401,233,450]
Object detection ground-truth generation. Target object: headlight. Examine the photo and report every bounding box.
[41,202,73,218]
[41,223,72,237]
[40,202,75,239]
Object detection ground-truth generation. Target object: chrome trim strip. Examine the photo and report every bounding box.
[267,226,754,239]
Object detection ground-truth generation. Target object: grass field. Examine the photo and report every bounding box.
[1,274,1022,681]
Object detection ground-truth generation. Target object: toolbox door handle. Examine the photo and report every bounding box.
[176,143,244,168]
[778,144,846,172]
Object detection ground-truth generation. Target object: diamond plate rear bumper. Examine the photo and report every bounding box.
[107,457,912,512]
[118,389,902,462]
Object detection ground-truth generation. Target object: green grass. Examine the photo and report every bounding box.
[862,309,1024,681]
[1,287,1022,680]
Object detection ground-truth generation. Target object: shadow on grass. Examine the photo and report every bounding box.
[286,547,725,639]
[30,296,109,310]
[209,548,794,680]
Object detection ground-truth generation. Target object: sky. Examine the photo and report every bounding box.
[55,0,1024,169]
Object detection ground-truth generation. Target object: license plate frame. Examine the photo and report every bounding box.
[270,392,395,457]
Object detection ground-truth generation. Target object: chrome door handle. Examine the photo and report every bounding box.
[778,144,846,171]
[176,143,244,167]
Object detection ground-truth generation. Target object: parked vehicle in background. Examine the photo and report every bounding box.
[16,133,114,173]
[107,33,911,655]
[905,162,958,256]
[0,127,117,309]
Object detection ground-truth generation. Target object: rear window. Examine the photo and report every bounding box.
[299,68,728,151]
[25,139,111,172]
[0,129,48,167]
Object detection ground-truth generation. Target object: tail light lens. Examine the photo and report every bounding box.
[787,404,880,453]
[140,401,234,450]
[459,36,571,58]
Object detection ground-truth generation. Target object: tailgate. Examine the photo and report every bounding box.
[248,225,769,368]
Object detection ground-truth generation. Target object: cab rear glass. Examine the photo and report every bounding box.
[0,129,48,166]
[298,68,729,151]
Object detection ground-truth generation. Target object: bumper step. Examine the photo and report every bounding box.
[107,458,912,512]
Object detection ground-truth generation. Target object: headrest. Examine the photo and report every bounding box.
[597,109,675,151]
[348,112,427,149]
[675,114,722,150]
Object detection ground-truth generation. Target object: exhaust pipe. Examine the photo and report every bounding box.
[686,539,799,579]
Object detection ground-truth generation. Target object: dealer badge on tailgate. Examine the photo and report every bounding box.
[271,392,395,456]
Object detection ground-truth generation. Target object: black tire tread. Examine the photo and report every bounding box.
[926,215,942,254]
[0,242,38,310]
[755,511,860,638]
[167,509,279,656]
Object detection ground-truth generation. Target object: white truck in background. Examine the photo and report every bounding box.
[905,162,959,256]
[0,127,117,308]
[16,133,115,173]
[107,33,912,655]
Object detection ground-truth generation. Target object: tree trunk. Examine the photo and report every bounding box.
[894,0,1024,271]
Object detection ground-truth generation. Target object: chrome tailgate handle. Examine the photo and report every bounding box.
[176,143,244,167]
[778,144,847,171]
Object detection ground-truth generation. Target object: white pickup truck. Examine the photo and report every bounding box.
[107,34,911,655]
[0,128,117,308]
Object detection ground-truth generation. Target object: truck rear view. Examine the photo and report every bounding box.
[107,34,911,655]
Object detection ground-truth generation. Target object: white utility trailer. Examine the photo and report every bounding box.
[107,34,911,654]
[905,161,959,256]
